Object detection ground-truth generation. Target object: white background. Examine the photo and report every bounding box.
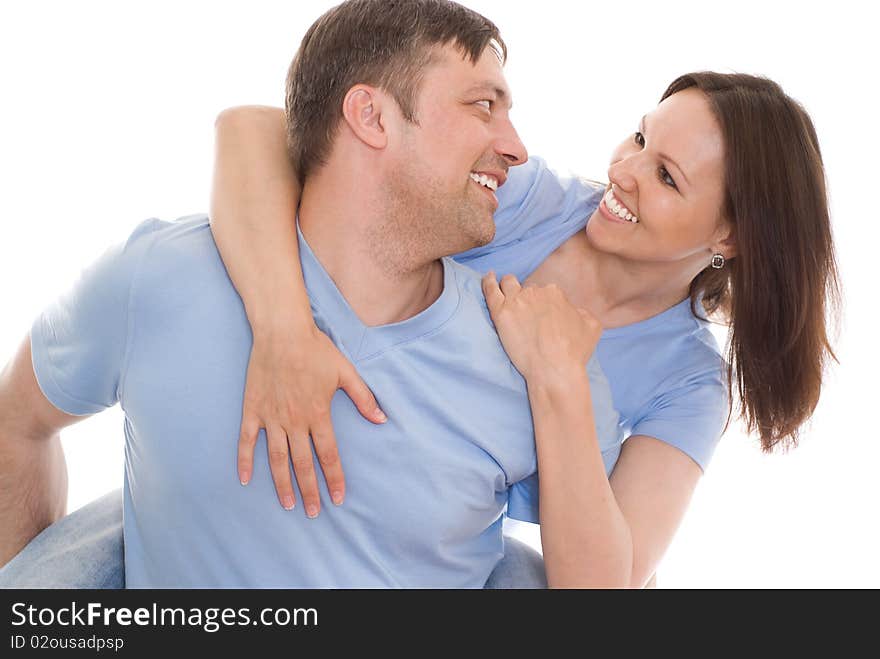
[1,1,877,588]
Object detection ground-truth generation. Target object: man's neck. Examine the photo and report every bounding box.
[298,175,445,328]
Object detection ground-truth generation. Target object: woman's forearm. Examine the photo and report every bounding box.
[210,106,310,335]
[527,372,634,588]
[209,106,384,505]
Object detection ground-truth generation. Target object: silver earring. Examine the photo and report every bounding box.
[711,254,725,270]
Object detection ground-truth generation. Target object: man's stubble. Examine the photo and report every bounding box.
[364,164,495,278]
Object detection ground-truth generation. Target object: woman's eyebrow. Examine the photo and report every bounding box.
[641,114,691,187]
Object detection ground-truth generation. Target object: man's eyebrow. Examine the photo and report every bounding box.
[464,83,513,109]
[641,114,690,187]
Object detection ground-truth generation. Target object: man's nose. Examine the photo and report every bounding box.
[494,118,528,167]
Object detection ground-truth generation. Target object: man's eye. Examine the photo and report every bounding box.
[634,131,646,147]
[474,100,492,111]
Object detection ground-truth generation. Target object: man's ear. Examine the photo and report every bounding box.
[341,85,389,150]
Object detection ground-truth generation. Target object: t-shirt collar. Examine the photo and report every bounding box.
[296,220,461,362]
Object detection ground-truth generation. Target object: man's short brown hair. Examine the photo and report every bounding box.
[285,0,506,184]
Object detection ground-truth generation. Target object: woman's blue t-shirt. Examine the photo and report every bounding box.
[455,157,728,472]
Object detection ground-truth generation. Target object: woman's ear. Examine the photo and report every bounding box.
[713,222,738,261]
[341,85,388,150]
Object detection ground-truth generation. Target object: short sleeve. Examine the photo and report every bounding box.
[507,473,540,524]
[631,373,728,473]
[30,219,162,416]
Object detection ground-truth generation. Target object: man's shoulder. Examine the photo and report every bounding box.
[134,213,213,255]
[129,213,225,278]
[52,214,219,311]
[121,213,237,310]
[441,258,521,370]
[444,257,492,320]
[113,213,214,266]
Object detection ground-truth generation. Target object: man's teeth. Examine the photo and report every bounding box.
[469,172,498,191]
[605,189,638,223]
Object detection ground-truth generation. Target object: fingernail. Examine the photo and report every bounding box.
[375,408,387,423]
[306,504,319,519]
[239,471,250,486]
[282,495,295,510]
[331,491,344,506]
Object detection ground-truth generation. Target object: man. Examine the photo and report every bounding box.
[0,0,620,587]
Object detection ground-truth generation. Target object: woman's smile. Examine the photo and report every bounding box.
[598,193,638,225]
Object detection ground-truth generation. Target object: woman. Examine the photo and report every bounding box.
[209,71,839,587]
[0,72,839,589]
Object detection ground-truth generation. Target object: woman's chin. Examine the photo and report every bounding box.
[584,214,618,254]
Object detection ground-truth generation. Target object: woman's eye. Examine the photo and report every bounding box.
[659,166,677,189]
[634,130,677,190]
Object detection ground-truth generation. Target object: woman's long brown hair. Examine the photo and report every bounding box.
[663,72,841,453]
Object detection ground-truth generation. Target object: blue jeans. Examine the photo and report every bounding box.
[0,489,124,588]
[0,490,546,589]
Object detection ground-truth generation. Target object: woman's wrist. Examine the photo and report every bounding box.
[239,270,315,339]
[247,303,317,341]
[526,365,591,401]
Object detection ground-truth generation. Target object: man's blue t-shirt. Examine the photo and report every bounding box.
[456,157,728,471]
[30,215,622,588]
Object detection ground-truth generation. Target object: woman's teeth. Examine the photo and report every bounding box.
[470,172,499,191]
[604,189,638,223]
